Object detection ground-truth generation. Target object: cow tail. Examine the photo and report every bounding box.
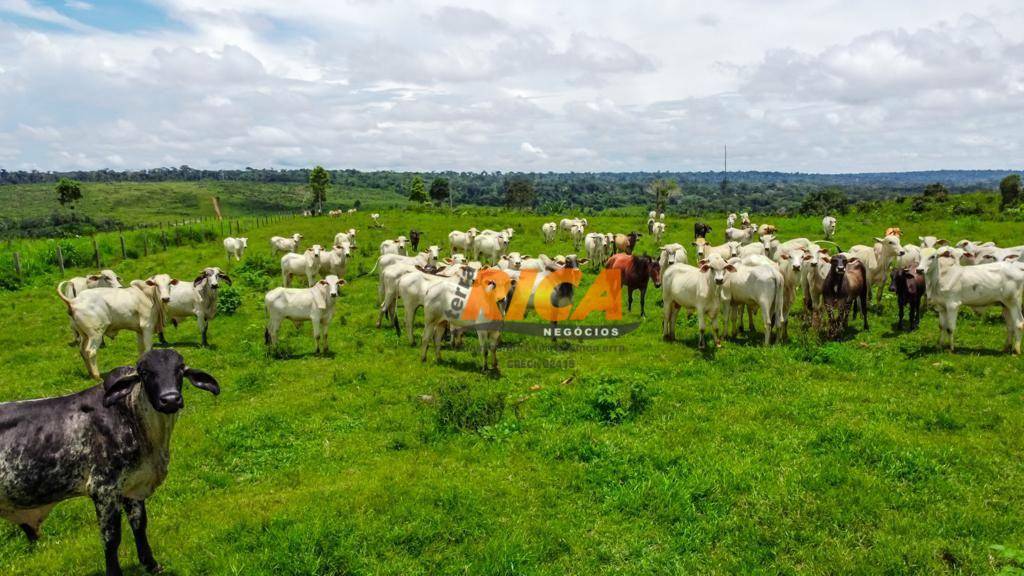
[56,281,75,314]
[774,274,785,330]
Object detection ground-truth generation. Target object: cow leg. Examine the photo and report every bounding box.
[158,329,168,345]
[433,322,445,361]
[761,303,772,346]
[662,302,675,341]
[123,499,160,573]
[312,322,322,354]
[639,287,647,318]
[82,335,102,380]
[897,299,905,330]
[420,322,433,362]
[92,495,124,576]
[945,305,959,352]
[1011,304,1024,355]
[712,312,723,347]
[696,312,706,349]
[198,314,209,347]
[320,322,330,353]
[746,305,755,333]
[861,289,869,330]
[265,317,281,348]
[405,305,418,346]
[627,289,633,313]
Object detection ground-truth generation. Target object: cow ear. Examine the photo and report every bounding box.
[193,273,206,286]
[821,256,831,262]
[338,279,347,286]
[218,273,232,285]
[935,239,949,247]
[170,279,180,285]
[780,253,790,260]
[184,367,220,395]
[1006,254,1020,261]
[873,237,883,243]
[699,264,710,272]
[146,279,156,286]
[803,253,813,261]
[88,275,100,281]
[725,264,737,272]
[102,366,141,407]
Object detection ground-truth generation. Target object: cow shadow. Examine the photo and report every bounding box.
[904,345,1005,359]
[438,356,501,379]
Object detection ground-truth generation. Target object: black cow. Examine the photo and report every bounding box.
[889,267,925,330]
[821,253,868,338]
[409,229,422,252]
[0,349,219,576]
[694,222,712,240]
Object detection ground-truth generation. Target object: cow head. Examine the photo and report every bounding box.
[103,349,219,414]
[90,269,123,289]
[699,255,736,285]
[307,244,324,259]
[239,237,248,248]
[504,252,524,270]
[874,234,904,257]
[829,253,850,276]
[313,275,345,309]
[194,267,231,289]
[146,274,179,303]
[778,248,803,271]
[292,233,303,243]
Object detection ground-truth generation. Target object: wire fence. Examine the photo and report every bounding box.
[0,213,298,290]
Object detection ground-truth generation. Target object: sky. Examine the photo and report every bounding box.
[1,0,1023,173]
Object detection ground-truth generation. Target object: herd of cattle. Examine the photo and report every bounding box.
[2,209,1024,575]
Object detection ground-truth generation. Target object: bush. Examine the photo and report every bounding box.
[590,374,652,424]
[433,381,505,433]
[217,285,243,316]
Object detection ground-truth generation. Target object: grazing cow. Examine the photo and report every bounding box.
[606,253,661,318]
[319,243,351,279]
[651,221,666,243]
[147,268,230,346]
[584,233,608,267]
[692,238,739,261]
[333,229,357,249]
[380,237,408,256]
[541,222,557,243]
[821,253,869,337]
[723,255,785,346]
[449,229,478,254]
[917,250,1024,353]
[269,233,303,256]
[662,255,737,348]
[658,243,688,272]
[281,245,324,287]
[56,281,164,380]
[694,222,712,240]
[420,268,510,372]
[409,229,423,252]
[0,349,218,576]
[614,232,642,254]
[59,270,123,344]
[264,275,345,353]
[822,216,837,240]
[725,226,756,245]
[223,237,248,261]
[370,213,382,227]
[889,267,925,331]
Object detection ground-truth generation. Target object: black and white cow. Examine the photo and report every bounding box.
[0,349,219,576]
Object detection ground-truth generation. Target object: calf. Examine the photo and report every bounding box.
[541,222,557,243]
[822,216,837,240]
[269,233,303,256]
[264,275,345,353]
[223,236,248,261]
[693,222,712,240]
[821,253,869,338]
[409,229,423,252]
[0,349,218,576]
[661,255,736,348]
[606,253,661,318]
[889,267,925,331]
[57,281,164,380]
[651,221,666,243]
[281,244,324,287]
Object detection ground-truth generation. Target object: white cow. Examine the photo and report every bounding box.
[497,252,530,271]
[264,275,345,354]
[223,237,248,261]
[774,247,806,339]
[917,250,1024,354]
[661,255,737,348]
[333,229,357,248]
[147,267,230,346]
[448,230,478,254]
[380,237,408,256]
[658,244,688,272]
[584,233,607,266]
[281,245,324,287]
[420,269,508,371]
[56,281,164,380]
[59,270,124,344]
[822,216,837,240]
[559,218,586,237]
[849,233,904,303]
[918,236,947,249]
[726,213,738,228]
[395,264,466,344]
[570,224,586,251]
[472,233,507,263]
[651,221,666,243]
[319,243,352,279]
[725,226,756,245]
[270,233,303,256]
[541,222,557,243]
[692,238,740,261]
[723,255,785,346]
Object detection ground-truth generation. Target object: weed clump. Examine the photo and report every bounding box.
[589,374,652,424]
[433,381,505,433]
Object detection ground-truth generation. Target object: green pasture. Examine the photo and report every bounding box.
[1,206,1023,574]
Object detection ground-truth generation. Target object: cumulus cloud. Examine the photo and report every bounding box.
[0,1,1023,171]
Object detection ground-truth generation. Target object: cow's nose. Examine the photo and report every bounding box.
[899,250,906,256]
[161,297,170,303]
[159,392,183,406]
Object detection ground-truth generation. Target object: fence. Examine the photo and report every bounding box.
[0,213,298,290]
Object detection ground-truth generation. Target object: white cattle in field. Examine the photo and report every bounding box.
[374,248,442,324]
[658,212,665,221]
[420,269,508,371]
[739,212,751,226]
[281,245,324,287]
[738,242,766,258]
[56,281,164,380]
[661,255,736,348]
[147,267,230,346]
[919,236,947,249]
[559,218,586,237]
[59,269,124,344]
[380,237,408,256]
[270,233,303,255]
[448,229,478,254]
[723,255,785,346]
[917,250,1024,354]
[971,245,1024,264]
[822,216,837,240]
[541,222,557,243]
[472,233,507,263]
[584,233,607,266]
[264,275,345,354]
[801,245,830,314]
[692,238,740,261]
[658,244,688,272]
[370,213,381,226]
[649,210,657,219]
[849,233,904,303]
[726,213,738,228]
[395,264,466,344]
[333,229,357,248]
[651,221,666,243]
[898,244,923,269]
[497,252,529,271]
[319,243,351,279]
[223,237,248,261]
[725,226,756,245]
[773,248,806,339]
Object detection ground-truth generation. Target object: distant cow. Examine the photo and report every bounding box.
[541,222,557,243]
[889,267,925,331]
[409,229,423,252]
[614,232,642,254]
[223,237,248,261]
[0,349,219,576]
[694,222,712,240]
[265,275,345,353]
[606,253,661,318]
[822,216,837,240]
[270,233,303,256]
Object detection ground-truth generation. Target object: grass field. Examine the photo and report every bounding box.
[1,205,1024,574]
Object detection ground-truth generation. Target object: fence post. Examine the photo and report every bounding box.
[56,245,65,274]
[162,231,168,251]
[13,252,21,278]
[92,237,101,267]
[143,233,149,257]
[120,235,127,260]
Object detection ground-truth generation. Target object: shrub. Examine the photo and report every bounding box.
[217,285,243,316]
[433,381,505,433]
[589,374,652,424]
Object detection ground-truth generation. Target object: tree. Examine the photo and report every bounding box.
[56,177,83,209]
[308,165,331,214]
[922,182,949,202]
[1000,174,1022,210]
[504,177,535,209]
[408,176,427,203]
[799,188,848,216]
[647,178,679,213]
[429,177,450,204]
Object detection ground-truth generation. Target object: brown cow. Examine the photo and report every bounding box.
[605,253,661,317]
[614,232,642,254]
[821,253,868,338]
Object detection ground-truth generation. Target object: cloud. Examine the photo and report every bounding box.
[0,0,90,30]
[520,141,547,158]
[64,0,92,10]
